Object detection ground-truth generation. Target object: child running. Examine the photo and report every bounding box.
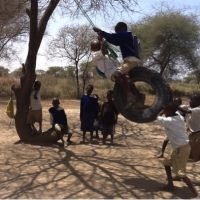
[157,102,198,197]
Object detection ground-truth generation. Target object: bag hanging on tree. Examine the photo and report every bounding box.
[6,97,14,119]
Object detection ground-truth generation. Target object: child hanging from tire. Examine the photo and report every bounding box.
[99,90,118,145]
[92,22,145,109]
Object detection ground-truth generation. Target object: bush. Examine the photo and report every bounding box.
[0,76,19,97]
[171,82,200,97]
[39,75,77,99]
[1,75,199,100]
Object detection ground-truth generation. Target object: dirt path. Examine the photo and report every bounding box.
[0,100,199,199]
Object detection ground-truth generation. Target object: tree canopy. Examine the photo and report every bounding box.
[132,11,200,79]
[0,0,28,59]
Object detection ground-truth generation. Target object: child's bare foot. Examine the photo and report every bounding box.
[160,184,175,191]
[156,153,164,158]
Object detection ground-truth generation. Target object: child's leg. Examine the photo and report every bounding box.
[60,137,65,146]
[67,132,72,143]
[90,131,93,142]
[37,110,42,133]
[163,165,175,190]
[102,132,108,144]
[157,139,169,158]
[31,123,37,133]
[39,121,42,133]
[82,131,86,143]
[110,133,113,144]
[95,129,99,138]
[112,72,144,108]
[182,176,198,197]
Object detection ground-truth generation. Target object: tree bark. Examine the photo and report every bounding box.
[75,61,80,98]
[12,0,60,143]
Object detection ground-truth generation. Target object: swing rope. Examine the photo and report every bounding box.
[74,0,95,27]
[73,0,119,79]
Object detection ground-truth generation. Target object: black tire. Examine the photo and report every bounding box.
[113,67,172,123]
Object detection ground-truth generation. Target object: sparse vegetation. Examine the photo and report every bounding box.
[0,73,199,100]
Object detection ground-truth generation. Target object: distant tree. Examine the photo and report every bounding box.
[48,25,95,98]
[185,69,200,84]
[64,66,75,80]
[0,0,28,59]
[36,69,46,76]
[79,61,94,94]
[46,66,67,78]
[132,11,200,78]
[11,67,23,78]
[0,66,9,76]
[193,69,200,84]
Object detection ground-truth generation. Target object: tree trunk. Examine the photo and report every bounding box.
[75,62,80,98]
[12,0,60,143]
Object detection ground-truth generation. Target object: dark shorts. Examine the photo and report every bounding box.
[101,124,115,135]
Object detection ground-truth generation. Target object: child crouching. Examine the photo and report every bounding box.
[49,98,72,145]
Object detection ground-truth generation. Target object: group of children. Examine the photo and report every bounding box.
[27,80,72,144]
[27,81,118,145]
[80,84,118,144]
[27,80,199,197]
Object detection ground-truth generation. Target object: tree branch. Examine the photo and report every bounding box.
[36,0,60,50]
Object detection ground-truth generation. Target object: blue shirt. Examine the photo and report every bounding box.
[49,106,68,127]
[101,31,139,59]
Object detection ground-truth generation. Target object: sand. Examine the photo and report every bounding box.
[0,99,199,199]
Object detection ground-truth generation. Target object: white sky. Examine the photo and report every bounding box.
[1,0,200,72]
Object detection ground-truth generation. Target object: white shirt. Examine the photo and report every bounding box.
[30,90,42,110]
[157,114,189,149]
[92,52,120,79]
[186,106,200,132]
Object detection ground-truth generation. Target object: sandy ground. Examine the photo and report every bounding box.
[0,99,200,199]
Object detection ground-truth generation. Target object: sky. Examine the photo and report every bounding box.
[1,0,200,72]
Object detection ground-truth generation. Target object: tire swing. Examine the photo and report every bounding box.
[113,67,172,123]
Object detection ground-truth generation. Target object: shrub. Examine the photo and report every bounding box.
[0,76,19,97]
[1,75,200,100]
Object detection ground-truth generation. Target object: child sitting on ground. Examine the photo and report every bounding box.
[49,98,72,145]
